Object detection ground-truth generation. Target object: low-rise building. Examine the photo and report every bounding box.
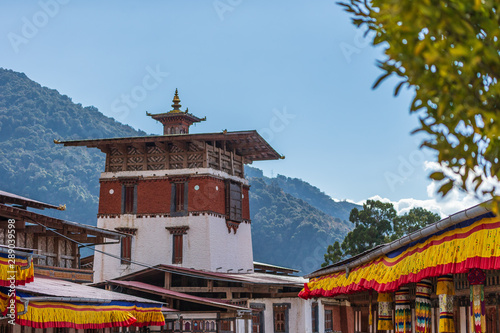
[300,202,500,333]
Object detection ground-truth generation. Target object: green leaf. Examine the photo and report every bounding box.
[437,180,454,196]
[429,171,446,181]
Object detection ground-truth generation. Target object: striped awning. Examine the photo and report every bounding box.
[299,214,500,299]
[0,290,165,329]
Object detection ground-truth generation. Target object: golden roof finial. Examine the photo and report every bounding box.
[170,88,182,113]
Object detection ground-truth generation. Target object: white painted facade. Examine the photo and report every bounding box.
[93,168,253,283]
[94,213,254,282]
[248,297,316,333]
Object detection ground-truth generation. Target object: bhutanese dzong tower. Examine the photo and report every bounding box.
[58,90,283,282]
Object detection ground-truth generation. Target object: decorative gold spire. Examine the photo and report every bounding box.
[170,88,182,113]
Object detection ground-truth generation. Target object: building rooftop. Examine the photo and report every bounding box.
[114,264,306,287]
[0,202,126,242]
[108,280,251,312]
[56,130,282,163]
[0,189,63,211]
[17,275,164,305]
[253,261,300,275]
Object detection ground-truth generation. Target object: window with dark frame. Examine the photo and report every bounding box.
[250,303,265,333]
[225,181,242,222]
[325,309,333,332]
[167,226,189,265]
[173,234,183,264]
[274,307,285,332]
[120,235,132,265]
[312,302,319,333]
[124,185,134,213]
[171,181,188,216]
[175,182,185,211]
[273,304,290,333]
[116,228,137,265]
[252,312,262,333]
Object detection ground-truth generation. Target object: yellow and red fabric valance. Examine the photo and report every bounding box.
[0,254,34,287]
[300,213,500,299]
[0,290,165,329]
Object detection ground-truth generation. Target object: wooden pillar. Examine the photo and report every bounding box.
[142,143,148,171]
[183,151,187,169]
[465,304,469,333]
[123,149,127,171]
[459,307,467,333]
[203,143,208,168]
[230,151,234,175]
[218,148,222,170]
[33,234,39,265]
[55,237,61,267]
[165,143,170,169]
[73,241,79,269]
[164,272,171,289]
[432,307,439,333]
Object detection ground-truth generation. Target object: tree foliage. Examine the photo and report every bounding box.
[341,200,396,257]
[392,207,441,239]
[340,0,500,210]
[322,241,343,268]
[322,200,441,267]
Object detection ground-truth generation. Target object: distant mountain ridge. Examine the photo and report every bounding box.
[246,166,359,222]
[0,68,356,273]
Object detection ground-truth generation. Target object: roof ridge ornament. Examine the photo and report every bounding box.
[170,88,182,113]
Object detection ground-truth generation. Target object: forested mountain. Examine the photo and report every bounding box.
[246,166,359,222]
[249,177,351,272]
[0,68,146,224]
[0,68,354,273]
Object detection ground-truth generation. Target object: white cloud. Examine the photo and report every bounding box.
[331,160,499,218]
[346,161,493,218]
[364,193,481,218]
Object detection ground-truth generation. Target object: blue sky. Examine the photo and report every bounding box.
[1,0,475,216]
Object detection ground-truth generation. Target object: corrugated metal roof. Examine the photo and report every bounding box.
[117,264,306,286]
[0,190,59,210]
[108,280,250,311]
[253,261,300,273]
[0,204,126,240]
[225,272,307,286]
[16,276,162,305]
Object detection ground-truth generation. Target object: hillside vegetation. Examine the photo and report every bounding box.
[0,68,146,224]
